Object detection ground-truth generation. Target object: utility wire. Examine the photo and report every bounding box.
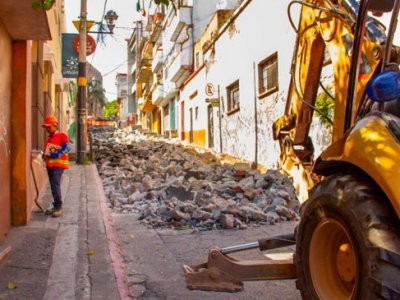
[102,60,128,77]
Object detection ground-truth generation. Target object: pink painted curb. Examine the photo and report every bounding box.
[92,164,135,300]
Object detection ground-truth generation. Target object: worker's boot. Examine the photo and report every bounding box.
[45,207,56,215]
[52,208,63,218]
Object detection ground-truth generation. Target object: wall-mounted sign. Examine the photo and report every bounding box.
[205,83,215,97]
[205,98,220,107]
[62,33,78,78]
[72,34,97,56]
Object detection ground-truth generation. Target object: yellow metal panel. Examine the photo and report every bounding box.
[321,115,400,217]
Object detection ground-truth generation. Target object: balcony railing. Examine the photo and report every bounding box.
[152,84,165,107]
[137,59,153,84]
[167,6,192,42]
[166,48,192,86]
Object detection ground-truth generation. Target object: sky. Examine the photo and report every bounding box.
[64,0,142,101]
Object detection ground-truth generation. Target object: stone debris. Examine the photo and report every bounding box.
[91,127,300,230]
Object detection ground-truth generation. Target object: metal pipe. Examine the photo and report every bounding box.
[221,241,259,254]
[383,0,400,69]
[253,62,258,167]
[344,0,370,132]
[378,0,400,111]
[218,85,223,154]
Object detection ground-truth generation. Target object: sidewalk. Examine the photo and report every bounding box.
[0,163,133,300]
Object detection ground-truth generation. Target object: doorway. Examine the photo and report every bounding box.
[207,105,214,148]
[189,107,193,143]
[181,101,185,140]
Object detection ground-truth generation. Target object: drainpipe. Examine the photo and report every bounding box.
[218,85,223,154]
[253,61,258,168]
[178,4,194,72]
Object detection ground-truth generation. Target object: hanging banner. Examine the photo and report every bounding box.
[72,34,97,56]
[62,33,78,78]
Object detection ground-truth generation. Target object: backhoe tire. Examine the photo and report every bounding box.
[295,174,400,300]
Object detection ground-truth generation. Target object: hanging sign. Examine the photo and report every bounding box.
[205,83,215,97]
[72,34,97,56]
[62,33,78,78]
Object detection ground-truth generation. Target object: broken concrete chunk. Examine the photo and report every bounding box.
[220,214,235,229]
[192,209,213,221]
[91,127,299,230]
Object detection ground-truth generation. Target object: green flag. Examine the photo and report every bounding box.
[136,0,140,12]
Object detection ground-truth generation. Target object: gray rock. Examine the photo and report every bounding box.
[220,214,235,229]
[192,209,213,221]
[266,211,280,224]
[238,176,255,190]
[165,186,194,202]
[275,205,296,220]
[271,197,288,207]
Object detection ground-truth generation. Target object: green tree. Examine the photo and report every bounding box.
[103,100,118,120]
[315,87,335,126]
[88,80,106,117]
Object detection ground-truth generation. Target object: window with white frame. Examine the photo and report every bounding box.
[227,80,240,114]
[258,52,278,97]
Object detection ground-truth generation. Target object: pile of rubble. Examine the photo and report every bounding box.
[91,127,300,230]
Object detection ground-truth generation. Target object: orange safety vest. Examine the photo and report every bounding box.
[45,131,70,169]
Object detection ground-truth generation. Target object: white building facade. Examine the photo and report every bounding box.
[181,0,330,168]
[129,0,332,169]
[115,73,129,126]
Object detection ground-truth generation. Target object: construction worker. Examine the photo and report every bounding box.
[42,115,71,217]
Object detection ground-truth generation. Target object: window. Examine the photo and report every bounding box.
[195,106,199,120]
[195,52,200,69]
[226,80,240,114]
[258,52,278,98]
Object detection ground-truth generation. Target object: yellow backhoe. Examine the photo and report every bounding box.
[184,0,400,298]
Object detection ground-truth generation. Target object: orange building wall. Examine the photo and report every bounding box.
[11,41,37,226]
[0,22,13,240]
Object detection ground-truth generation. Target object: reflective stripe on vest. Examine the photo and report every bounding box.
[47,154,69,169]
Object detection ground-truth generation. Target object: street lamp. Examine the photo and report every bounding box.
[104,10,118,33]
[89,10,119,34]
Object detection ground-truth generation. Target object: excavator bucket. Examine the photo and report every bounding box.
[183,235,297,292]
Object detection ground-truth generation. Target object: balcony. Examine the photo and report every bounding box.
[142,40,153,60]
[145,14,154,31]
[152,84,165,107]
[136,59,153,84]
[149,12,164,43]
[152,49,163,73]
[166,49,192,87]
[0,1,51,40]
[141,99,155,113]
[131,82,138,95]
[128,61,136,77]
[167,6,192,42]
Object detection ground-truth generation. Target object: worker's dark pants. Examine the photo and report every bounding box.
[47,167,64,209]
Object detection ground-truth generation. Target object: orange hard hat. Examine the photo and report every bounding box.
[42,115,59,127]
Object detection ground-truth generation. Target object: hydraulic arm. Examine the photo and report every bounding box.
[272,0,385,201]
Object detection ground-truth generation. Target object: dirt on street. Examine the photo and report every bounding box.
[92,128,301,299]
[113,213,301,299]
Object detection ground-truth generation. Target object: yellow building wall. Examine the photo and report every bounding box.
[183,130,207,148]
[44,0,69,132]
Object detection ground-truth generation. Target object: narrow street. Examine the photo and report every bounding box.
[92,128,301,299]
[114,213,300,299]
[1,0,400,299]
